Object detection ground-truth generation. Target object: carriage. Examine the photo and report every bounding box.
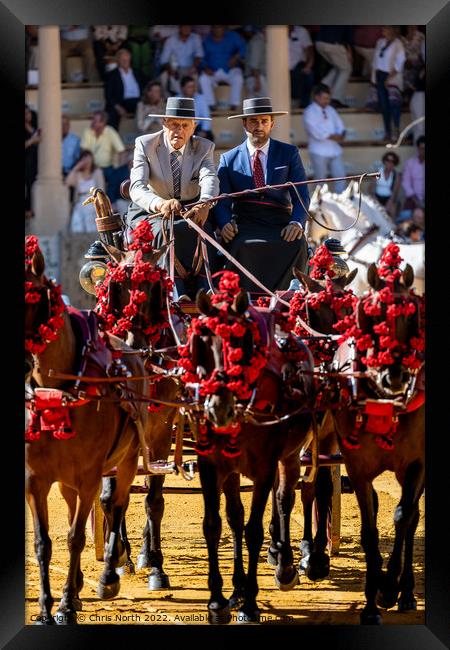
[25,180,425,625]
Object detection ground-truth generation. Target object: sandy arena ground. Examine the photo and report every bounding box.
[25,461,424,626]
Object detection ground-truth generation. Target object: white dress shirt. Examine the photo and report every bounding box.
[303,102,345,157]
[288,26,312,69]
[160,33,204,68]
[246,137,270,182]
[119,67,140,99]
[373,37,406,74]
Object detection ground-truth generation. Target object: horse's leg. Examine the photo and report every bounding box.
[306,466,333,581]
[98,448,139,600]
[116,514,135,575]
[58,483,83,611]
[299,473,315,575]
[351,474,384,624]
[223,472,246,610]
[238,470,276,623]
[141,475,171,589]
[55,483,98,624]
[198,458,230,624]
[378,460,424,611]
[267,472,281,566]
[274,456,300,591]
[26,476,54,625]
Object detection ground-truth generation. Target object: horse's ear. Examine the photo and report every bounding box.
[196,289,212,315]
[31,248,45,277]
[148,244,169,265]
[343,267,358,286]
[293,268,323,293]
[367,263,382,290]
[402,263,414,288]
[103,243,126,265]
[233,290,249,315]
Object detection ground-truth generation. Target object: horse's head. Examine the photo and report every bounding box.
[357,261,423,396]
[94,241,170,349]
[292,266,358,335]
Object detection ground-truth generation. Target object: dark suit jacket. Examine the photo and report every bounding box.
[214,138,310,228]
[104,67,146,111]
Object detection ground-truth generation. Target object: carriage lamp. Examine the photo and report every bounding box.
[79,261,108,295]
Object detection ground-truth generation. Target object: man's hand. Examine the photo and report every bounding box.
[159,198,182,219]
[221,222,238,243]
[281,222,304,242]
[184,203,210,226]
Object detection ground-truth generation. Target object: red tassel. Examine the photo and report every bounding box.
[25,410,41,442]
[342,413,362,450]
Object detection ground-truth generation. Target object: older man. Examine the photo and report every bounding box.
[214,97,310,294]
[104,48,146,130]
[125,96,219,299]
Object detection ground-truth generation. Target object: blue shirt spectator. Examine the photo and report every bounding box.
[61,115,81,175]
[202,26,246,72]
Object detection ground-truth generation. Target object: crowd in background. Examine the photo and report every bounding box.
[25,25,425,240]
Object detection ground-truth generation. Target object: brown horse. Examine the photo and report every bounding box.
[97,243,184,590]
[187,288,315,623]
[25,243,149,624]
[332,262,425,624]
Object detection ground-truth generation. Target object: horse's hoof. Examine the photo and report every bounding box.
[298,556,309,575]
[207,602,231,625]
[377,589,399,610]
[148,568,171,590]
[306,553,330,582]
[229,592,245,610]
[236,608,261,624]
[136,553,150,570]
[116,559,135,576]
[360,609,382,625]
[97,578,120,600]
[267,546,279,566]
[398,595,417,612]
[54,610,78,625]
[275,567,300,591]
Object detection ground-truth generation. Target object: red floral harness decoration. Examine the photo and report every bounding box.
[178,271,268,457]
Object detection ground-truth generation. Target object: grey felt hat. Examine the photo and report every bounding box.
[147,96,211,121]
[228,97,289,120]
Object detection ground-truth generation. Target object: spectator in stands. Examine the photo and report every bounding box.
[149,26,178,74]
[61,114,81,177]
[199,25,246,110]
[395,220,423,242]
[353,27,382,79]
[80,110,128,205]
[126,26,154,80]
[399,135,425,220]
[303,83,347,193]
[215,96,310,292]
[25,104,40,219]
[288,25,315,108]
[401,26,426,104]
[93,25,128,81]
[136,80,166,134]
[60,25,97,83]
[411,205,425,229]
[245,28,268,98]
[159,25,204,97]
[315,26,354,108]
[105,48,146,131]
[370,151,402,219]
[406,32,425,143]
[65,150,105,232]
[179,75,214,141]
[371,26,405,143]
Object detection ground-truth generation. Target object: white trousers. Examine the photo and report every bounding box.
[245,74,268,97]
[315,41,352,103]
[354,45,374,78]
[309,152,347,193]
[199,67,244,107]
[410,91,425,143]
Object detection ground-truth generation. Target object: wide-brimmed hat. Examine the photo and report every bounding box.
[147,96,211,121]
[228,97,289,120]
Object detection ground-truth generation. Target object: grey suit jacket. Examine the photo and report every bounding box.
[129,130,219,213]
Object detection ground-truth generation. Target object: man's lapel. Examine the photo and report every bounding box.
[237,141,252,180]
[266,138,278,186]
[155,133,173,195]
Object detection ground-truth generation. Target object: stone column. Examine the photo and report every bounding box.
[266,26,291,143]
[32,26,69,235]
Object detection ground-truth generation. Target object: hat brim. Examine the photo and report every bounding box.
[228,111,289,120]
[147,113,212,121]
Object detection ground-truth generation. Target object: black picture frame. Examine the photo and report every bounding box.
[4,1,449,647]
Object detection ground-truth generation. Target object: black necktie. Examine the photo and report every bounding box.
[170,150,181,199]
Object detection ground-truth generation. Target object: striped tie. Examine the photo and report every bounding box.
[170,150,181,199]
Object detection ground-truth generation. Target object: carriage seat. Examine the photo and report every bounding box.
[120,179,131,200]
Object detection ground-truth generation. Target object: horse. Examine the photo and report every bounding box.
[25,237,149,624]
[331,251,425,624]
[181,278,317,623]
[94,234,187,590]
